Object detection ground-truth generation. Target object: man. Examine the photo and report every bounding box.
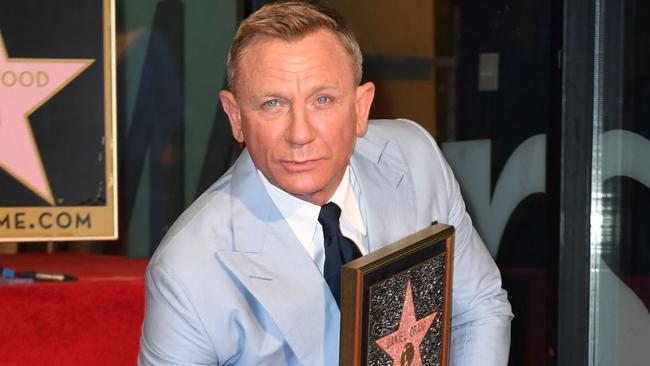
[138,1,512,365]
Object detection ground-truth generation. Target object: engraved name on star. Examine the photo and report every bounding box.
[0,32,93,205]
[375,279,437,366]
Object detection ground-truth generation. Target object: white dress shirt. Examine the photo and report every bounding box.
[258,166,367,273]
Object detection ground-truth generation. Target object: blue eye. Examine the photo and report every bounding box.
[264,99,279,108]
[316,96,329,104]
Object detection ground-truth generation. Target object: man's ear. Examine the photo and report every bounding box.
[355,81,375,136]
[219,90,244,143]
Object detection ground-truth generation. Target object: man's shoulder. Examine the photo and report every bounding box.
[366,118,427,134]
[360,118,441,158]
[150,169,236,266]
[355,118,452,206]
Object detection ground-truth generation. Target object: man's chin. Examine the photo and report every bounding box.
[282,184,331,205]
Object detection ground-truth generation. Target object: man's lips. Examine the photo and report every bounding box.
[280,158,321,172]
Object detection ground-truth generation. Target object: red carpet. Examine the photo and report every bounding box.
[0,253,148,366]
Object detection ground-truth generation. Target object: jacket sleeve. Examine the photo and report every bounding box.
[138,262,218,366]
[432,132,513,366]
[399,119,513,365]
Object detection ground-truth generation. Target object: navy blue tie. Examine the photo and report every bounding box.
[318,202,362,306]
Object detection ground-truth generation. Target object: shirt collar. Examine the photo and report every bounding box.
[330,168,366,237]
[257,166,366,255]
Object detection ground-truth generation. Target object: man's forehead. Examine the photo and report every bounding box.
[242,29,343,57]
[246,27,336,47]
[234,30,355,93]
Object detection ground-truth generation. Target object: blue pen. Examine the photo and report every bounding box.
[1,267,16,278]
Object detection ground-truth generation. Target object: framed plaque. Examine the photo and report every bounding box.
[0,0,117,241]
[340,224,454,366]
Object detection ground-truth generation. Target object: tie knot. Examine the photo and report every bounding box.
[318,202,342,237]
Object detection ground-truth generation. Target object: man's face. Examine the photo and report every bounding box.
[220,29,375,205]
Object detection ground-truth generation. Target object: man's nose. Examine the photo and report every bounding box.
[285,105,316,145]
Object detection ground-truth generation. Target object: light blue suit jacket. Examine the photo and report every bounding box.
[138,119,513,366]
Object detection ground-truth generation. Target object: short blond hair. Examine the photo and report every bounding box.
[226,1,363,91]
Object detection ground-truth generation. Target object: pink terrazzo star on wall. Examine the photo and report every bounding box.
[0,32,93,205]
[375,279,437,366]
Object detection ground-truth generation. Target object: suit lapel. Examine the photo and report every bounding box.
[216,151,339,366]
[351,128,418,250]
[213,126,418,364]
